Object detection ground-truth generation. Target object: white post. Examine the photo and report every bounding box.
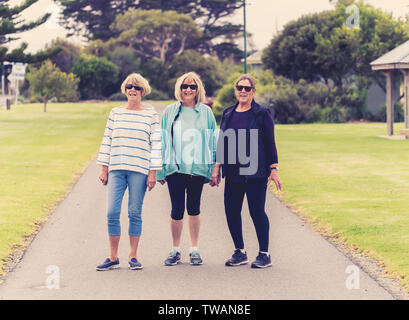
[383,71,394,136]
[403,70,409,129]
[14,79,19,105]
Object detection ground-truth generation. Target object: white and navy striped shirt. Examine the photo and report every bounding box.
[97,105,162,175]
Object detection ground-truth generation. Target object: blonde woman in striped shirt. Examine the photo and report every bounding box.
[96,73,162,271]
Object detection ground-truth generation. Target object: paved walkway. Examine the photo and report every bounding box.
[0,102,397,300]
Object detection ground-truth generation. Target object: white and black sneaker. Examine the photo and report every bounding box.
[225,249,248,266]
[251,252,272,268]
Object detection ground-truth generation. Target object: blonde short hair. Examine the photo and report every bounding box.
[121,73,151,97]
[235,74,257,90]
[174,72,206,104]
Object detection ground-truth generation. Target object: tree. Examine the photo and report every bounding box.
[262,0,409,91]
[335,0,409,91]
[71,54,119,99]
[262,10,342,83]
[46,38,81,73]
[105,46,141,87]
[135,0,244,57]
[55,0,244,58]
[169,50,226,97]
[54,0,137,40]
[26,60,79,112]
[110,9,201,63]
[0,0,59,66]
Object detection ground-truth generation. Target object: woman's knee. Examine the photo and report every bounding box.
[171,209,184,220]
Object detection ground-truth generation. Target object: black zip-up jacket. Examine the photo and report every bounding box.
[216,100,278,180]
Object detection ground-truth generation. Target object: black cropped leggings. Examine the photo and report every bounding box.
[166,173,205,220]
[224,177,270,253]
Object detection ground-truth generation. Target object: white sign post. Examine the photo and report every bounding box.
[8,62,27,105]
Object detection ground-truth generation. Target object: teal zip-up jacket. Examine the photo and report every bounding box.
[156,101,218,182]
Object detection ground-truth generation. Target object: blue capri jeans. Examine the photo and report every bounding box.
[107,170,147,237]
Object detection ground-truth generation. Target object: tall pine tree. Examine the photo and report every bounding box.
[55,0,244,59]
[0,0,60,82]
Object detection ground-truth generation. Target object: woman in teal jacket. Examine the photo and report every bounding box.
[157,72,217,266]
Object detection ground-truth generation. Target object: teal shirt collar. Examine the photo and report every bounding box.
[177,101,201,112]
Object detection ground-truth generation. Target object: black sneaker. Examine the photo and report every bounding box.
[164,250,181,266]
[225,249,248,266]
[251,252,272,268]
[189,250,203,265]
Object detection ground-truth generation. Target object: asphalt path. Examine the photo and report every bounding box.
[0,102,396,300]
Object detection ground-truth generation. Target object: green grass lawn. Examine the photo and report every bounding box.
[0,102,116,277]
[273,121,409,289]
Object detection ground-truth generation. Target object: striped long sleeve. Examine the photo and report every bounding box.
[97,109,114,166]
[97,105,162,176]
[149,111,162,170]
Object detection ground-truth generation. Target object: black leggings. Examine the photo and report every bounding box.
[224,177,270,252]
[166,173,205,220]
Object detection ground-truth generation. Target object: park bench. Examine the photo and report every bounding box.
[400,128,409,137]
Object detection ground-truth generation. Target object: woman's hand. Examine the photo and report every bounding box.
[99,166,109,185]
[210,165,221,187]
[147,170,157,191]
[267,169,282,191]
[158,180,166,185]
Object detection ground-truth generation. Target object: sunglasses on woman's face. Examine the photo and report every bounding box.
[181,84,198,90]
[236,85,253,92]
[125,84,142,91]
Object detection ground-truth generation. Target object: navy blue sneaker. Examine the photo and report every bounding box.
[189,250,203,265]
[164,250,181,266]
[225,249,248,266]
[251,252,272,268]
[96,258,120,271]
[128,258,143,270]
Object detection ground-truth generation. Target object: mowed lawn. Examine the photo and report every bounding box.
[274,122,409,289]
[0,102,115,277]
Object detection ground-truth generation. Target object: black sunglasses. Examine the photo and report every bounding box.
[181,84,198,90]
[125,84,142,91]
[236,85,253,92]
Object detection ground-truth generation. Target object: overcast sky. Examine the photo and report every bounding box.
[7,0,409,53]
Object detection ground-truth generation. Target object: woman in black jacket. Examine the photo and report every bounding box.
[211,74,282,268]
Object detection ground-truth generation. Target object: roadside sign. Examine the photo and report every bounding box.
[8,62,27,80]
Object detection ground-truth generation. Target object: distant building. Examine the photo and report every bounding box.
[371,39,409,136]
[246,51,262,74]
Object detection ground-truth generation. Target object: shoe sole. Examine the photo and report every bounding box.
[96,265,120,271]
[164,260,181,266]
[225,260,249,267]
[190,261,203,265]
[129,266,143,270]
[251,263,272,268]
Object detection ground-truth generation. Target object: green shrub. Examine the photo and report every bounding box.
[168,50,226,97]
[72,55,119,99]
[108,92,127,101]
[320,106,347,123]
[106,46,141,86]
[148,88,170,100]
[212,72,243,121]
[373,102,404,122]
[26,60,79,111]
[305,104,322,123]
[256,71,368,123]
[140,58,170,94]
